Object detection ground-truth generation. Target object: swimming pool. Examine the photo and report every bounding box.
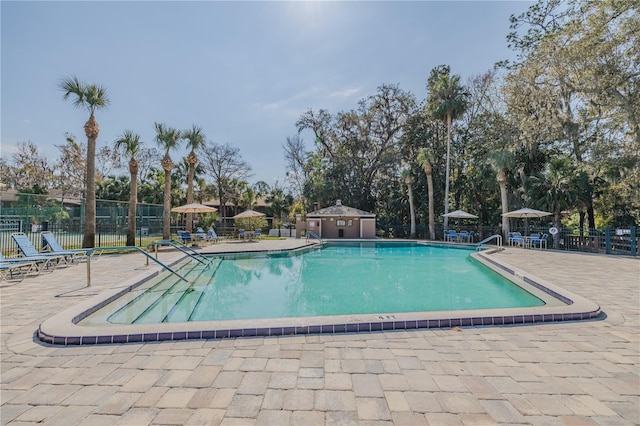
[104,242,544,324]
[38,241,601,345]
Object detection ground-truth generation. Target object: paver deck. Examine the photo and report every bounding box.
[1,239,638,425]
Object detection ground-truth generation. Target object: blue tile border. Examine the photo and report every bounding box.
[38,304,602,346]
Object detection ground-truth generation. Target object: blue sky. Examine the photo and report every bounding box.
[1,1,531,186]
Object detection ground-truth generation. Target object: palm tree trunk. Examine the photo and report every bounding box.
[406,177,416,239]
[443,112,452,231]
[83,115,98,248]
[126,164,138,246]
[218,187,226,228]
[553,212,561,249]
[186,151,197,233]
[161,155,173,240]
[163,171,171,239]
[498,170,510,241]
[427,174,435,240]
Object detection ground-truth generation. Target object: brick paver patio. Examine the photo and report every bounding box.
[1,239,638,425]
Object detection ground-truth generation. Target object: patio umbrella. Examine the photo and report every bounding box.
[501,208,551,218]
[502,208,551,235]
[172,203,218,237]
[171,203,217,214]
[443,210,478,219]
[443,209,478,231]
[232,209,265,219]
[233,210,266,239]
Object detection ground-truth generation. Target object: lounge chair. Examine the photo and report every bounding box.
[207,228,224,244]
[194,228,208,244]
[11,233,73,266]
[0,256,39,281]
[177,231,192,244]
[0,252,59,275]
[508,232,525,247]
[41,232,90,261]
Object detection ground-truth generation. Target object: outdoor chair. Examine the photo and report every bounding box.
[207,228,224,244]
[238,229,246,240]
[530,234,548,249]
[508,232,525,247]
[41,231,91,261]
[177,231,192,244]
[458,231,469,242]
[194,227,208,244]
[0,252,61,274]
[11,233,73,266]
[0,255,39,281]
[445,230,458,242]
[254,229,261,238]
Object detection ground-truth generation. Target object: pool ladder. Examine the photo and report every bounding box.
[475,234,503,251]
[306,230,324,244]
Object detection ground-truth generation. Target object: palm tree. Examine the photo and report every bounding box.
[227,178,247,217]
[240,185,257,210]
[417,148,436,240]
[491,150,515,240]
[114,130,141,246]
[182,125,206,232]
[531,157,578,249]
[401,169,416,239]
[154,122,182,239]
[59,76,110,248]
[267,186,290,234]
[426,65,468,230]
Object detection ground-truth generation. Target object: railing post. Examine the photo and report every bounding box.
[631,226,637,256]
[605,227,611,255]
[86,253,91,287]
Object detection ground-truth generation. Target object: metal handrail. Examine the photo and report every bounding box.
[146,239,211,266]
[306,230,324,244]
[475,234,503,250]
[85,246,190,287]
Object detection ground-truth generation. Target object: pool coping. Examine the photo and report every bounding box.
[37,244,601,345]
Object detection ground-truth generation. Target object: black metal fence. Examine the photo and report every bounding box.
[0,192,165,256]
[1,191,637,256]
[376,224,638,256]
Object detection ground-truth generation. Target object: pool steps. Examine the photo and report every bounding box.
[134,259,218,324]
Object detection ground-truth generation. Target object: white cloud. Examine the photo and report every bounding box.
[328,88,360,99]
[253,85,362,116]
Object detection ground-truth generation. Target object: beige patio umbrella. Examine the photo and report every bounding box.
[232,209,265,219]
[172,203,218,235]
[443,209,478,219]
[502,208,551,235]
[233,210,266,238]
[171,203,217,214]
[501,207,551,218]
[443,209,478,230]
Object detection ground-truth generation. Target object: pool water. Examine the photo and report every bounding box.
[106,242,544,325]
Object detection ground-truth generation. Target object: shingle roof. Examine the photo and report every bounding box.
[307,201,375,218]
